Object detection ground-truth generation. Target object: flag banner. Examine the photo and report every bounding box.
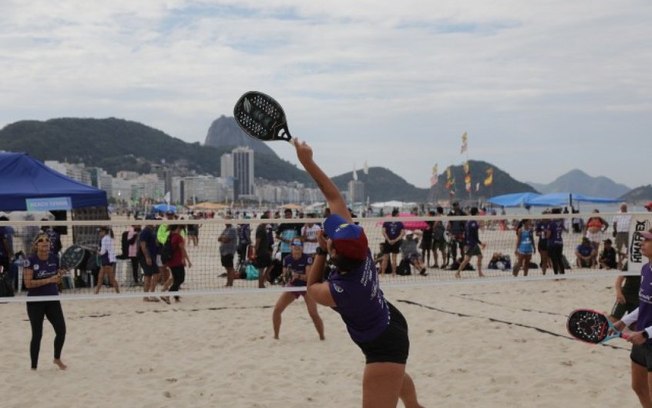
[460,131,468,154]
[476,182,481,192]
[463,161,470,175]
[484,167,494,186]
[430,175,438,186]
[432,163,438,175]
[363,161,369,175]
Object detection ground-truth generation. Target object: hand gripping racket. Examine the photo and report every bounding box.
[567,309,628,344]
[59,245,87,273]
[233,91,292,142]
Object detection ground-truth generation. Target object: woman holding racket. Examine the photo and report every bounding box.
[95,226,120,294]
[23,232,67,370]
[294,139,423,408]
[613,229,652,407]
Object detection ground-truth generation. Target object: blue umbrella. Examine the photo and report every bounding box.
[153,203,176,213]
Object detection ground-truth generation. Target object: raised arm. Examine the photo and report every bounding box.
[293,139,351,224]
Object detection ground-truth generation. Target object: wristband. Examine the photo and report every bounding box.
[315,247,328,256]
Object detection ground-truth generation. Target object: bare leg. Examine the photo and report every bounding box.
[94,269,105,294]
[362,362,405,408]
[226,266,235,287]
[106,267,120,293]
[380,254,389,275]
[476,255,484,277]
[390,253,398,277]
[399,372,424,408]
[456,255,471,279]
[632,361,652,407]
[272,293,295,339]
[305,294,325,340]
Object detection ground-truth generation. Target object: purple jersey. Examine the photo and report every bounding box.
[283,253,313,287]
[383,221,404,241]
[328,249,390,343]
[638,263,652,342]
[465,220,481,246]
[546,219,564,246]
[24,254,59,296]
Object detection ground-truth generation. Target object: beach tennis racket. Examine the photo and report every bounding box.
[233,91,292,142]
[59,245,86,272]
[567,309,628,344]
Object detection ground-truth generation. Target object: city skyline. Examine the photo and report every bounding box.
[1,2,650,189]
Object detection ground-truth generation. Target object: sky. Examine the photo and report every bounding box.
[1,0,650,190]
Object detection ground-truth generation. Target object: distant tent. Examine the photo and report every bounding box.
[487,192,541,208]
[0,152,108,211]
[527,192,620,207]
[153,203,176,213]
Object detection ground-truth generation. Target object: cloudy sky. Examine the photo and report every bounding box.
[1,0,650,190]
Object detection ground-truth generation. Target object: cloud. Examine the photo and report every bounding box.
[0,0,650,189]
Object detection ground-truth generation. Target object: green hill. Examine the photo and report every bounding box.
[0,117,311,184]
[332,167,429,202]
[0,118,537,204]
[430,160,539,201]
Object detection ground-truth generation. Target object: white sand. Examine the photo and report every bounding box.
[0,277,638,408]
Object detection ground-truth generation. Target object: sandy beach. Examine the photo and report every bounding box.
[0,276,638,408]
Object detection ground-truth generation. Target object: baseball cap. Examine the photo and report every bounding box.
[640,229,652,240]
[323,214,368,261]
[290,239,303,247]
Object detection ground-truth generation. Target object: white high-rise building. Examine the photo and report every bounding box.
[232,147,255,198]
[220,153,234,178]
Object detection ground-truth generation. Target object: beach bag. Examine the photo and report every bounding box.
[396,258,412,276]
[0,270,14,297]
[245,264,259,280]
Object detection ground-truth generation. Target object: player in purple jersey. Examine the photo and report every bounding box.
[22,233,67,371]
[293,138,423,408]
[272,239,325,340]
[614,229,652,406]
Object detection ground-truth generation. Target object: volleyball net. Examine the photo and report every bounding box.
[1,211,650,302]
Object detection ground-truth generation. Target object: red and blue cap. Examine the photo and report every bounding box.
[323,214,368,261]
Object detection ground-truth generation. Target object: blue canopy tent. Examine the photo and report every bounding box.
[0,152,108,211]
[487,192,541,208]
[526,192,620,207]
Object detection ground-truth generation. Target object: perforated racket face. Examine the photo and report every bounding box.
[233,91,292,141]
[60,245,86,270]
[567,309,611,344]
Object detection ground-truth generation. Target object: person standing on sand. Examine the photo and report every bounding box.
[613,229,652,407]
[455,207,486,279]
[23,233,67,370]
[293,138,423,408]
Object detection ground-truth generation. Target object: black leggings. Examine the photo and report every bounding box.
[26,301,66,369]
[130,257,140,283]
[548,244,565,275]
[169,266,185,298]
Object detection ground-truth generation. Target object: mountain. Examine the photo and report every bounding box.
[0,117,542,204]
[0,117,311,184]
[332,167,429,202]
[528,169,630,197]
[429,160,538,201]
[204,115,277,156]
[620,185,652,202]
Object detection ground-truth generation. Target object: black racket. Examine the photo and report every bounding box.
[567,309,627,344]
[233,91,292,142]
[59,245,87,272]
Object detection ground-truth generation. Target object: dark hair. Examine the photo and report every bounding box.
[551,208,562,214]
[436,206,444,215]
[470,207,479,216]
[332,255,365,273]
[391,208,399,216]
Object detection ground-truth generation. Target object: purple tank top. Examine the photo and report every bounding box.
[637,263,652,343]
[25,254,60,296]
[328,249,390,342]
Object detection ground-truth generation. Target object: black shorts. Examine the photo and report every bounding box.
[610,299,639,320]
[139,259,159,277]
[354,302,410,364]
[537,239,548,252]
[254,253,272,268]
[383,241,402,254]
[221,254,234,268]
[631,343,652,371]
